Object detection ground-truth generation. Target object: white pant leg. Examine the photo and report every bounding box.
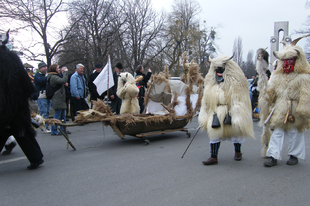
[266,128,284,160]
[5,135,15,145]
[287,129,305,160]
[210,140,221,144]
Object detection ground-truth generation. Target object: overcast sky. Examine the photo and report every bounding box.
[153,0,310,59]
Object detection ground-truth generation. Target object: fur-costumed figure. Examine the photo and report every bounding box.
[116,72,140,115]
[255,48,273,157]
[259,34,310,167]
[0,30,44,170]
[198,54,254,165]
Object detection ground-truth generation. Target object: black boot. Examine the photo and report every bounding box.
[2,142,17,155]
[27,159,44,170]
[234,143,242,161]
[203,142,221,165]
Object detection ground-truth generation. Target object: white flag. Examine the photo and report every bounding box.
[93,56,115,96]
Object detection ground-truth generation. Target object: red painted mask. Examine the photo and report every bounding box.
[282,58,296,73]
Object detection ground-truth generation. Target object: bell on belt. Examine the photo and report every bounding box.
[288,115,295,123]
[212,113,221,128]
[224,113,231,125]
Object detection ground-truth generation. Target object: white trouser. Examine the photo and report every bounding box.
[266,128,305,160]
[210,137,245,144]
[5,135,15,145]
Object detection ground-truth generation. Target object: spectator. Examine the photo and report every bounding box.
[135,65,152,113]
[109,63,123,114]
[47,64,70,135]
[70,63,89,116]
[34,61,51,133]
[88,64,107,108]
[61,67,71,121]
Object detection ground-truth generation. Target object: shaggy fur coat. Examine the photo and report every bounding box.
[263,45,310,132]
[116,72,140,115]
[0,44,36,136]
[198,55,254,140]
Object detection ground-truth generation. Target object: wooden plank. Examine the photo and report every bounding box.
[110,124,125,139]
[135,128,187,138]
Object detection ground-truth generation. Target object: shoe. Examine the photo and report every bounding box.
[27,159,44,170]
[43,129,51,134]
[264,157,277,167]
[234,152,242,161]
[202,157,218,165]
[66,130,71,134]
[2,142,17,155]
[286,155,298,165]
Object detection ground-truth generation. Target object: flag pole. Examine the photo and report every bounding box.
[106,55,110,105]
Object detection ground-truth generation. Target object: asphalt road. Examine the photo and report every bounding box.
[1,117,310,206]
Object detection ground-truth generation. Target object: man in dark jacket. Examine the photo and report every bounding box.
[88,64,107,108]
[135,65,152,113]
[34,61,51,132]
[109,63,123,114]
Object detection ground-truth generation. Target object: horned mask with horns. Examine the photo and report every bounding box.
[273,34,310,74]
[209,54,234,82]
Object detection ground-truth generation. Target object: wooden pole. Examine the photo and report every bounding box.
[107,55,110,105]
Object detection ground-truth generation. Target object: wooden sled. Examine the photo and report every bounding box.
[110,117,191,145]
[56,52,203,149]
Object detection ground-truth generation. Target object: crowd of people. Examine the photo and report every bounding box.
[1,51,153,169]
[30,61,152,136]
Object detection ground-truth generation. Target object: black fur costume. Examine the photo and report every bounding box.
[0,31,43,167]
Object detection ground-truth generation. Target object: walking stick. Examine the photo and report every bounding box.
[181,127,201,158]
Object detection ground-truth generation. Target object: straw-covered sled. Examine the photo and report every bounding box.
[57,52,204,147]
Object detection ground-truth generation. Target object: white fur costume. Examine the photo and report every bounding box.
[116,72,140,115]
[260,36,310,161]
[198,55,254,141]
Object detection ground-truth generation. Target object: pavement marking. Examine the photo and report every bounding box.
[0,157,27,165]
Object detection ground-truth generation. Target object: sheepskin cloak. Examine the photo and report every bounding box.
[264,45,310,132]
[198,56,254,140]
[116,72,140,115]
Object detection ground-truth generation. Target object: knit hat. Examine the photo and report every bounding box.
[95,64,102,68]
[38,62,47,69]
[115,62,123,70]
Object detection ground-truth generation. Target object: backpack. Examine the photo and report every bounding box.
[46,77,62,100]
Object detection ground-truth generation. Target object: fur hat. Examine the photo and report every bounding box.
[115,63,123,70]
[95,63,102,68]
[38,62,47,69]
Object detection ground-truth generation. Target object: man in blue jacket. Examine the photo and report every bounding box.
[70,63,89,116]
[34,61,51,133]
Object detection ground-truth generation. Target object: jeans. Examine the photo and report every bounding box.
[51,109,66,135]
[37,98,51,130]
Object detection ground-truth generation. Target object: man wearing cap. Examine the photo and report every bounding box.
[34,61,51,133]
[70,63,89,116]
[88,64,107,108]
[109,63,123,114]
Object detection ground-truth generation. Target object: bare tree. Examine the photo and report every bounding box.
[232,36,243,67]
[198,22,219,76]
[57,0,125,77]
[0,0,80,67]
[164,0,202,76]
[118,0,167,72]
[242,49,256,78]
